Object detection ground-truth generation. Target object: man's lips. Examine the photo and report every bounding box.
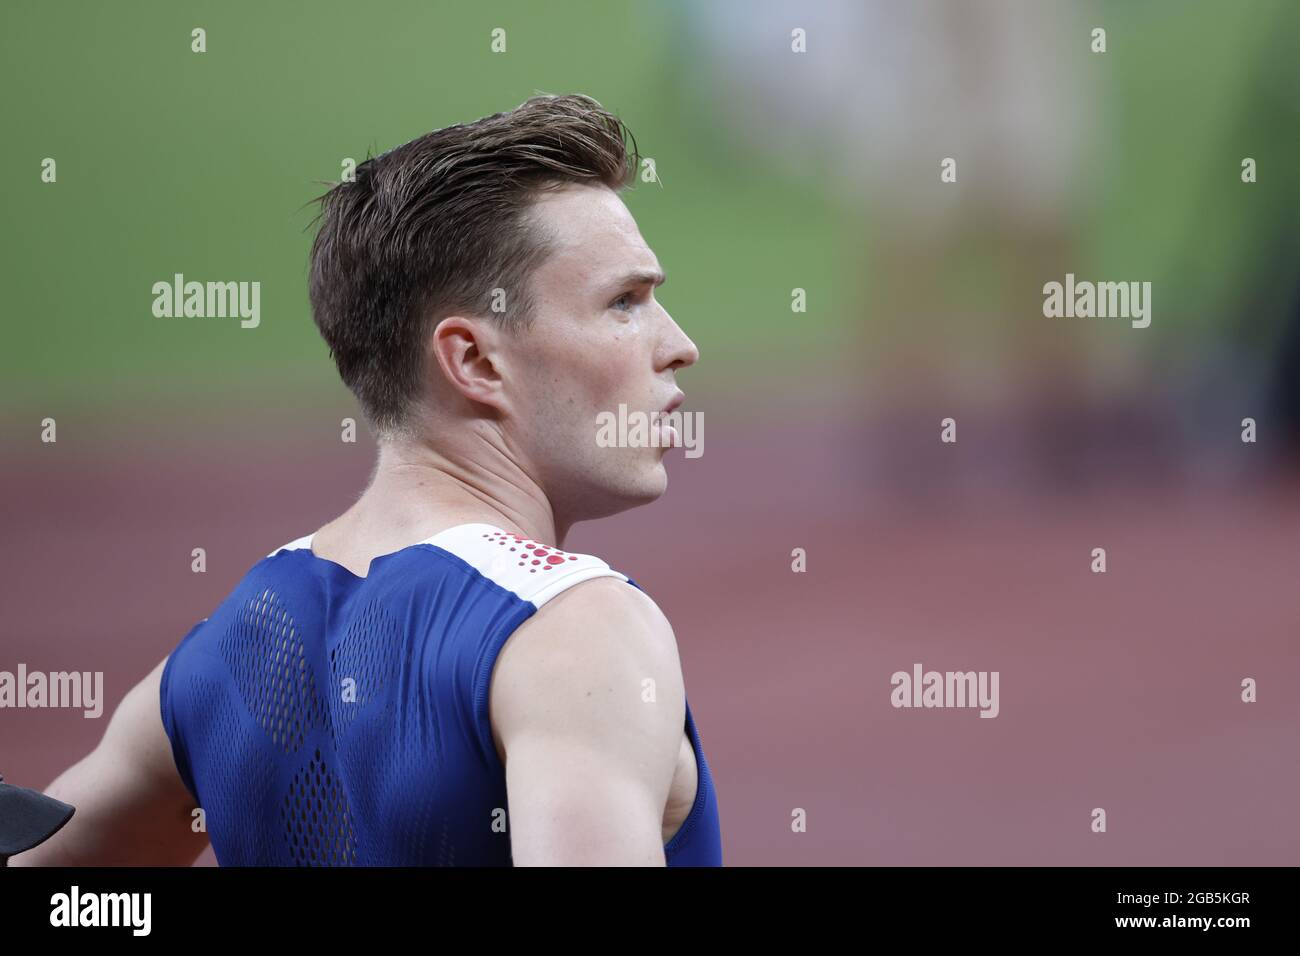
[657,392,685,448]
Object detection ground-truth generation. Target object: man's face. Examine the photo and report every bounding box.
[500,183,699,526]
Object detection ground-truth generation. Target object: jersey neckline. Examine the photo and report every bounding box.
[269,522,509,580]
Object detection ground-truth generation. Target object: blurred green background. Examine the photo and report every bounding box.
[1,0,852,423]
[4,0,1300,445]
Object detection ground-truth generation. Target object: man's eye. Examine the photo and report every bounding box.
[610,292,634,312]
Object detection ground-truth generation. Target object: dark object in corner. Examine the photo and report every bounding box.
[0,772,75,866]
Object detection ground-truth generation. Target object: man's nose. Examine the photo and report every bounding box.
[659,310,700,371]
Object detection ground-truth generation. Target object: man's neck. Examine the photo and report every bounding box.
[369,434,564,545]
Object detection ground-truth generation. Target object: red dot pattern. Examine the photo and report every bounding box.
[482,530,581,573]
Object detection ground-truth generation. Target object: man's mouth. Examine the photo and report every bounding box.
[656,392,685,448]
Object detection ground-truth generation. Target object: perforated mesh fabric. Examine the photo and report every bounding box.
[328,599,401,739]
[187,673,278,862]
[281,748,357,866]
[217,587,358,865]
[327,600,410,834]
[220,588,326,755]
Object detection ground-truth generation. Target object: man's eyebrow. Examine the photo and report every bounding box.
[602,269,666,291]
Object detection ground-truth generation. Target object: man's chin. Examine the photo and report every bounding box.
[572,469,668,521]
[616,469,670,510]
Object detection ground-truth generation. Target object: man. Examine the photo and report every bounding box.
[12,94,719,867]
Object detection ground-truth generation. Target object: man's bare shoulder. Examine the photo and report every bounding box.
[487,575,686,768]
[486,577,688,864]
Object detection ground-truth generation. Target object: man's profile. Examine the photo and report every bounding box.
[11,94,719,867]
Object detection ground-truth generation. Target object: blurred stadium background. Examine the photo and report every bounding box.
[2,0,1298,864]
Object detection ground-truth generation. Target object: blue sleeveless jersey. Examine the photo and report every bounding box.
[159,523,722,866]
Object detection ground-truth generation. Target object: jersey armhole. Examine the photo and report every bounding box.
[159,621,206,804]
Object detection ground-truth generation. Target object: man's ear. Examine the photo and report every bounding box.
[429,316,509,412]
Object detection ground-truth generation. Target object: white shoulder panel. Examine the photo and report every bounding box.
[266,534,315,557]
[420,523,629,608]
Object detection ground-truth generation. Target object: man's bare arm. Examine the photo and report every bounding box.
[8,656,210,866]
[491,577,686,866]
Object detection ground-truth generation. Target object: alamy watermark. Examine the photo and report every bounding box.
[151,273,260,328]
[890,663,999,718]
[596,404,703,458]
[50,886,151,936]
[0,664,103,718]
[1043,273,1151,329]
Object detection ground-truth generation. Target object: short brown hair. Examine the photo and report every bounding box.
[308,93,639,435]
